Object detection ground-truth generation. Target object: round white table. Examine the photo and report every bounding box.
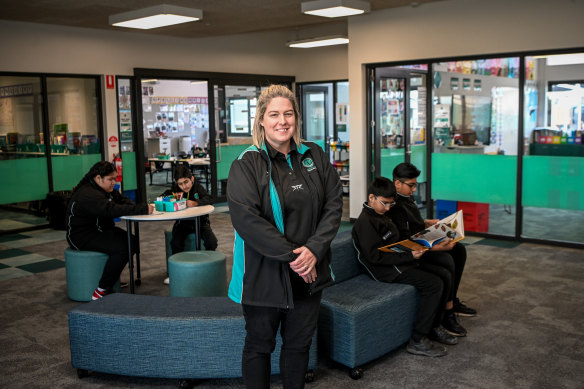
[121,205,214,293]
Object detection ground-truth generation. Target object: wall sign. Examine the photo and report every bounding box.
[106,75,115,89]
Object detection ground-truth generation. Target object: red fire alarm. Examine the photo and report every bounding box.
[106,75,115,89]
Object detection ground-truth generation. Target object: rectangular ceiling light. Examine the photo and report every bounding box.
[109,4,203,29]
[302,0,370,18]
[287,36,349,48]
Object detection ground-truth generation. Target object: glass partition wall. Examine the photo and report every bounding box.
[297,81,350,195]
[0,73,102,234]
[368,51,584,247]
[431,57,519,236]
[522,54,584,243]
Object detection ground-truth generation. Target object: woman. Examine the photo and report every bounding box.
[66,161,153,300]
[227,85,343,388]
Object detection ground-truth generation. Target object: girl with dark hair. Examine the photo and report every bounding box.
[66,161,153,300]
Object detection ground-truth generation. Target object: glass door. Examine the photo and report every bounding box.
[214,85,262,199]
[375,71,407,179]
[301,85,330,151]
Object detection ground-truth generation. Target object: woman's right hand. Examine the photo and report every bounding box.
[148,204,155,215]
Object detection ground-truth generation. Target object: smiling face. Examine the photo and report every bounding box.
[94,172,117,193]
[260,97,296,154]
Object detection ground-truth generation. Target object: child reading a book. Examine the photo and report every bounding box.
[389,162,477,323]
[160,165,218,283]
[352,177,459,357]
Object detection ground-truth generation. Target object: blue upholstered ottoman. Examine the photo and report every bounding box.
[68,294,318,382]
[168,251,227,297]
[64,248,120,302]
[318,230,419,379]
[319,275,417,367]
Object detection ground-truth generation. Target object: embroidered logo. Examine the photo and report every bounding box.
[302,158,316,172]
[292,184,303,191]
[382,230,392,240]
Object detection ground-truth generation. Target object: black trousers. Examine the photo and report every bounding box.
[171,219,218,253]
[241,291,322,389]
[448,242,467,299]
[418,252,455,326]
[393,267,443,337]
[74,227,131,291]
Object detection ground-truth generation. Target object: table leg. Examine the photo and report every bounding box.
[195,216,201,250]
[134,221,141,286]
[126,219,135,294]
[149,161,154,185]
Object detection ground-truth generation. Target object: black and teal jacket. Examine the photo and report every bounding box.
[227,140,343,309]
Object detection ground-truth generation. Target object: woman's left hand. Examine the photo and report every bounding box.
[186,199,198,208]
[290,246,317,278]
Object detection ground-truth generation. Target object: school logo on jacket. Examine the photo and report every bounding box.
[302,158,316,172]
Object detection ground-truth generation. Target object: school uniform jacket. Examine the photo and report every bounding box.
[352,203,416,282]
[387,193,426,239]
[66,181,148,249]
[227,141,343,309]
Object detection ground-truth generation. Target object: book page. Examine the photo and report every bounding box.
[411,210,465,246]
[437,210,465,240]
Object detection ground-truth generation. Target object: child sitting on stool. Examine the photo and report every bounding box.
[160,165,218,284]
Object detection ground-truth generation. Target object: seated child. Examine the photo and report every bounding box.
[352,177,458,357]
[160,164,218,256]
[389,162,476,323]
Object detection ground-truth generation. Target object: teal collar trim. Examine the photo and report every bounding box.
[297,142,310,155]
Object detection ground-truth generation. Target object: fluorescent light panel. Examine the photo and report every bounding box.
[546,53,584,66]
[288,36,349,48]
[302,0,370,18]
[109,4,203,30]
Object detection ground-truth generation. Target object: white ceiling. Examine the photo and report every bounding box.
[0,0,445,39]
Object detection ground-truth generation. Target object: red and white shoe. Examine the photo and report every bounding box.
[91,289,107,301]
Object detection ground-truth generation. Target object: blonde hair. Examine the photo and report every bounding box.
[252,84,302,149]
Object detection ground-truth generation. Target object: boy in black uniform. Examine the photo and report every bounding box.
[161,165,218,256]
[389,162,476,327]
[352,177,458,357]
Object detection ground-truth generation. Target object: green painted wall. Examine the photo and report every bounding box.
[0,157,50,204]
[122,151,137,191]
[51,154,102,192]
[432,154,517,205]
[523,156,584,210]
[379,145,427,182]
[216,144,251,181]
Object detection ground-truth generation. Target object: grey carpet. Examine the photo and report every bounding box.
[1,211,583,388]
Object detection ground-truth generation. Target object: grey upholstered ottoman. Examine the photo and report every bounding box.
[69,294,317,383]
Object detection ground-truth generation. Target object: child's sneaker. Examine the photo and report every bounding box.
[91,288,107,300]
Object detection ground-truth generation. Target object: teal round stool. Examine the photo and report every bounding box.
[168,251,227,297]
[64,248,120,302]
[164,230,200,272]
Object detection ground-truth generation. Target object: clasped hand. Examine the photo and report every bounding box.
[290,246,317,284]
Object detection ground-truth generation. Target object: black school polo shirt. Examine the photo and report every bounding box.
[266,141,314,297]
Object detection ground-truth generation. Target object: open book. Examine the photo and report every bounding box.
[379,210,464,253]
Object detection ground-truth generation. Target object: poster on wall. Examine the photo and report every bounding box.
[336,103,348,124]
[434,104,451,128]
